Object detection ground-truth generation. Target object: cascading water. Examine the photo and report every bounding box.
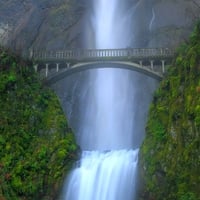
[65,150,139,200]
[61,0,151,199]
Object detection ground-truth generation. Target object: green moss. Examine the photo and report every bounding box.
[140,22,200,200]
[0,47,78,199]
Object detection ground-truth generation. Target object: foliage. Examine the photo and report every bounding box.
[140,21,200,200]
[0,47,78,199]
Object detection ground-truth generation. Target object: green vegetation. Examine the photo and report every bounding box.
[140,22,200,200]
[0,48,78,199]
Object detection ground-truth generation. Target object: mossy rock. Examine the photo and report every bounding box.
[140,22,200,200]
[0,47,78,199]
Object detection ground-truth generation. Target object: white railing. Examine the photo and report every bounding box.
[30,48,175,61]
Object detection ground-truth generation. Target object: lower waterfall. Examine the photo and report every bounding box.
[64,150,139,200]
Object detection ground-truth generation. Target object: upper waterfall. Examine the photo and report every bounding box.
[92,0,131,49]
[78,0,138,150]
[72,0,158,151]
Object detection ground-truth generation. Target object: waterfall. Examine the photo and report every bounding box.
[64,150,139,200]
[61,0,155,199]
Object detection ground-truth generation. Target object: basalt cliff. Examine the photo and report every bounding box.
[0,0,200,54]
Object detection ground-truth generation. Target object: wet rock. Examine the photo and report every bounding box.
[0,0,199,53]
[0,0,85,54]
[128,0,200,48]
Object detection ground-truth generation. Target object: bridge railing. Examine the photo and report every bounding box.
[30,48,175,61]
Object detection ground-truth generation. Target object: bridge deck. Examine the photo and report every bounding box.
[32,48,175,83]
[30,48,175,61]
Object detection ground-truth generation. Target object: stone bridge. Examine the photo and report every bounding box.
[30,48,175,84]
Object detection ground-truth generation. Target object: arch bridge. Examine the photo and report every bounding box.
[31,48,175,84]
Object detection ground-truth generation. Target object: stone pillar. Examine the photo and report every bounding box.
[66,63,70,68]
[161,60,165,73]
[114,50,116,56]
[90,50,93,57]
[56,63,60,72]
[100,50,103,57]
[116,50,119,56]
[150,60,154,70]
[119,50,122,57]
[45,64,49,77]
[112,50,114,56]
[33,64,38,72]
[139,61,143,67]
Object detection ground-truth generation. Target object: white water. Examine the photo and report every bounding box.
[92,0,131,49]
[65,150,139,200]
[62,0,140,199]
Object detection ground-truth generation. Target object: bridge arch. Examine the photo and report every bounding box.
[44,61,164,85]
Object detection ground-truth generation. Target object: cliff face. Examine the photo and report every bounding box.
[0,0,86,54]
[129,0,200,47]
[140,22,200,200]
[0,0,199,53]
[148,0,200,47]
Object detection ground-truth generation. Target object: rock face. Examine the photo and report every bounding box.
[0,0,86,54]
[139,22,200,200]
[0,0,199,54]
[128,0,200,48]
[147,0,200,48]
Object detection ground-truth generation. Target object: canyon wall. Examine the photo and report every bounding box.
[0,0,199,54]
